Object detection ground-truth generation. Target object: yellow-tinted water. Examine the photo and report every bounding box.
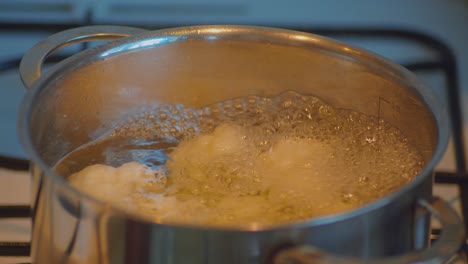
[61,91,424,228]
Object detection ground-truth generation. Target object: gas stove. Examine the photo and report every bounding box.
[0,22,467,263]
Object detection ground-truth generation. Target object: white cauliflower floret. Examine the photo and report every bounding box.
[167,123,248,182]
[170,123,246,161]
[259,138,335,200]
[68,162,156,209]
[266,139,331,170]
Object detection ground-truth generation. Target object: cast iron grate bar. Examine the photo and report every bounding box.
[0,205,30,218]
[0,155,29,171]
[0,242,30,257]
[436,172,468,184]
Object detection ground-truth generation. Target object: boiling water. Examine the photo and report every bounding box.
[58,91,424,228]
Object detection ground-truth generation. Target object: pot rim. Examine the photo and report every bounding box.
[18,24,449,232]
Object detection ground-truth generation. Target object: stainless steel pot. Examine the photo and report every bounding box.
[18,25,465,264]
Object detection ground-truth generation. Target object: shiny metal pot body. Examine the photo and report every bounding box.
[18,25,464,264]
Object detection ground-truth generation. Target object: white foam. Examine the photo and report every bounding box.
[66,92,424,227]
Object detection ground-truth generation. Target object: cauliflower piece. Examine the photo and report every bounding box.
[266,139,332,170]
[167,123,248,182]
[259,138,335,197]
[170,123,246,161]
[68,162,158,209]
[68,164,119,200]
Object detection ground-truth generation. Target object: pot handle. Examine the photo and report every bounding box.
[272,197,465,264]
[19,25,147,89]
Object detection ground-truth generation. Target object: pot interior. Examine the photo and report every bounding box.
[24,26,441,217]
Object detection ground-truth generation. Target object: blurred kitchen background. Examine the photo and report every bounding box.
[0,0,468,262]
[0,0,467,172]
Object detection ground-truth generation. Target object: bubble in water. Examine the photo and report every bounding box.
[340,192,360,204]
